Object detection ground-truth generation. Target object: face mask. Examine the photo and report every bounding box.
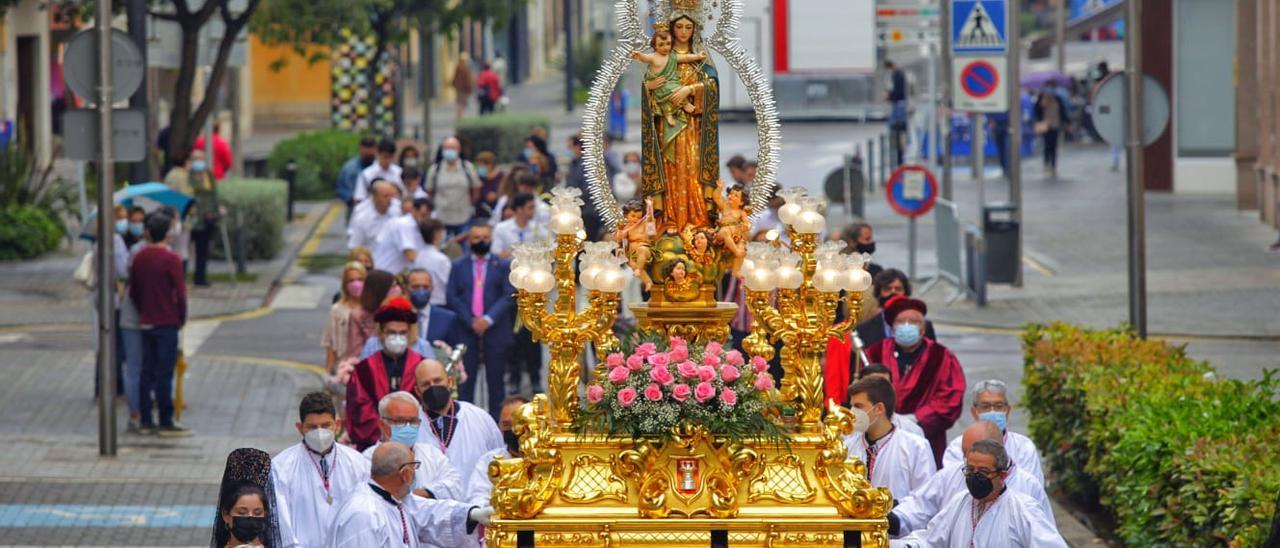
[345,280,364,298]
[614,178,636,201]
[384,334,409,356]
[304,427,335,454]
[893,323,921,347]
[192,160,208,173]
[855,241,877,255]
[422,385,451,413]
[129,222,145,237]
[471,240,491,256]
[228,516,267,542]
[115,219,129,234]
[502,429,520,455]
[360,155,376,168]
[965,472,995,499]
[849,406,871,434]
[409,288,431,310]
[477,166,489,178]
[390,423,419,447]
[442,149,460,162]
[978,410,1008,432]
[403,158,419,168]
[624,161,641,175]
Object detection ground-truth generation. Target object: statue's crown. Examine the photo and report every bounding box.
[671,0,700,11]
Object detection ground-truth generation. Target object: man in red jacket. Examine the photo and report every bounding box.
[128,211,190,437]
[346,297,426,450]
[865,296,965,467]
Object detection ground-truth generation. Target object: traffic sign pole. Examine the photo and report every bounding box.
[1007,0,1023,288]
[1125,0,1147,338]
[95,0,118,458]
[941,1,953,200]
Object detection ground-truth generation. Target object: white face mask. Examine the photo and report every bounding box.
[384,334,409,356]
[623,161,641,175]
[614,177,637,201]
[850,406,871,434]
[304,427,335,454]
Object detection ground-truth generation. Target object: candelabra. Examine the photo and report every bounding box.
[740,188,873,430]
[509,188,626,428]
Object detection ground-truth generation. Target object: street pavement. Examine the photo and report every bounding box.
[3,73,1273,545]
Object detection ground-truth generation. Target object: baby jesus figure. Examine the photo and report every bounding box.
[613,198,657,289]
[633,30,708,128]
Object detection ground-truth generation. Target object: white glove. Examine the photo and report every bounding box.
[469,506,495,526]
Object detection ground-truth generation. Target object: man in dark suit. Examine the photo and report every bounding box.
[445,224,516,417]
[406,268,462,350]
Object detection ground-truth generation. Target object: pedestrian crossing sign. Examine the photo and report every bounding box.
[952,0,1007,54]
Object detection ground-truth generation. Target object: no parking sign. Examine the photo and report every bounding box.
[886,164,939,218]
[954,56,1008,113]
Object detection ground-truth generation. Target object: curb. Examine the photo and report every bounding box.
[927,316,1280,343]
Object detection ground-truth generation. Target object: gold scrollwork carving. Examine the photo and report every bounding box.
[490,395,564,519]
[561,454,628,504]
[813,402,893,519]
[749,453,817,504]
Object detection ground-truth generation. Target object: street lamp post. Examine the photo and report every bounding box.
[96,0,118,457]
[1125,0,1147,337]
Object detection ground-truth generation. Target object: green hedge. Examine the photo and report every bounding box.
[1022,323,1280,547]
[0,205,62,261]
[214,178,286,261]
[456,112,550,163]
[267,130,362,200]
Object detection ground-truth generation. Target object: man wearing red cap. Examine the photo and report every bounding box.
[347,297,426,451]
[866,296,966,467]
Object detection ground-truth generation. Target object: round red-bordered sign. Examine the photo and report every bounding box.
[885,164,939,218]
[960,59,999,99]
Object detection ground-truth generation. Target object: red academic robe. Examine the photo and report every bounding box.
[866,337,966,467]
[345,350,423,451]
[824,335,855,408]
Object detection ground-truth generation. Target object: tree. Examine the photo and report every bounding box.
[251,0,519,134]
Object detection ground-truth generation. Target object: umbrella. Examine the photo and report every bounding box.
[1021,70,1070,90]
[79,182,193,241]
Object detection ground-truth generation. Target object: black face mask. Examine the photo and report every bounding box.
[229,516,267,542]
[471,240,491,256]
[855,241,877,255]
[422,385,451,413]
[502,429,520,455]
[965,472,995,499]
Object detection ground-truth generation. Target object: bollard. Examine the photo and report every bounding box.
[284,159,298,222]
[866,138,876,192]
[878,134,888,187]
[235,210,248,276]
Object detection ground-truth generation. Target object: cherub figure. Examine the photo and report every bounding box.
[633,30,708,128]
[682,227,716,270]
[613,198,657,289]
[712,179,750,275]
[661,260,702,303]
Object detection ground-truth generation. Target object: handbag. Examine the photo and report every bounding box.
[1034,121,1050,135]
[73,250,96,289]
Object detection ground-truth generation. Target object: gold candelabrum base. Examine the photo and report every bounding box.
[499,232,885,547]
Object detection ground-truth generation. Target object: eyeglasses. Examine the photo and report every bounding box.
[399,461,421,471]
[963,466,1004,478]
[384,417,421,427]
[973,402,1010,412]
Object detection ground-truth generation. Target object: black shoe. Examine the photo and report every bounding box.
[136,423,156,435]
[156,424,193,438]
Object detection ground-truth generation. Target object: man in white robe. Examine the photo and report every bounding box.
[941,379,1045,485]
[412,358,504,493]
[272,392,369,548]
[328,441,494,548]
[361,391,464,501]
[348,180,403,250]
[466,395,530,506]
[860,364,925,438]
[891,421,1053,537]
[890,439,1065,547]
[842,377,935,500]
[372,197,433,275]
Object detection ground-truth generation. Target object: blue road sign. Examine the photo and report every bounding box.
[952,0,1007,54]
[960,60,999,99]
[886,165,939,218]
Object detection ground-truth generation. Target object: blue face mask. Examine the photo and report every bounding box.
[521,148,533,160]
[893,323,921,347]
[115,219,129,234]
[442,149,459,162]
[978,411,1008,432]
[390,424,419,448]
[129,222,145,237]
[476,166,489,178]
[191,160,208,172]
[409,288,431,310]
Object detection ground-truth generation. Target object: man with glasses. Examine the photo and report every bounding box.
[941,379,1045,486]
[329,441,494,547]
[361,391,464,501]
[889,421,1053,539]
[889,438,1065,547]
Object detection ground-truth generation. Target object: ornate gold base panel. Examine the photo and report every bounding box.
[630,302,738,344]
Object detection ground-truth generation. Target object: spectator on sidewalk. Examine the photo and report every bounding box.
[565,134,603,240]
[354,139,404,203]
[520,135,557,188]
[272,392,368,547]
[843,377,935,500]
[866,296,965,467]
[476,62,502,115]
[338,137,377,221]
[348,246,374,273]
[399,145,422,170]
[613,151,642,202]
[401,167,426,201]
[192,122,234,180]
[885,59,908,167]
[491,172,549,229]
[372,197,434,277]
[122,206,146,249]
[452,52,475,123]
[726,154,757,186]
[128,211,191,437]
[987,112,1011,179]
[1034,90,1066,178]
[92,205,131,404]
[942,379,1045,486]
[188,152,220,287]
[840,222,883,279]
[474,151,503,219]
[118,216,147,433]
[347,180,402,250]
[346,297,426,451]
[492,193,548,258]
[425,137,481,237]
[323,261,367,376]
[344,269,399,362]
[446,224,516,416]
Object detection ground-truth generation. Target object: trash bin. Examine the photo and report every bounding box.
[983,202,1019,284]
[823,156,865,218]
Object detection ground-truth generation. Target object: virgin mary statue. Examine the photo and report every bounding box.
[640,9,720,233]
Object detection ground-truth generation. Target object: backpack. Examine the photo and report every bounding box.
[428,160,479,198]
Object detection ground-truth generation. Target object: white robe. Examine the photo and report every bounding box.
[893,414,926,437]
[893,463,1054,536]
[942,430,1045,486]
[273,442,370,548]
[843,428,936,500]
[890,489,1066,548]
[465,447,511,506]
[362,441,465,502]
[416,401,504,493]
[327,483,476,548]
